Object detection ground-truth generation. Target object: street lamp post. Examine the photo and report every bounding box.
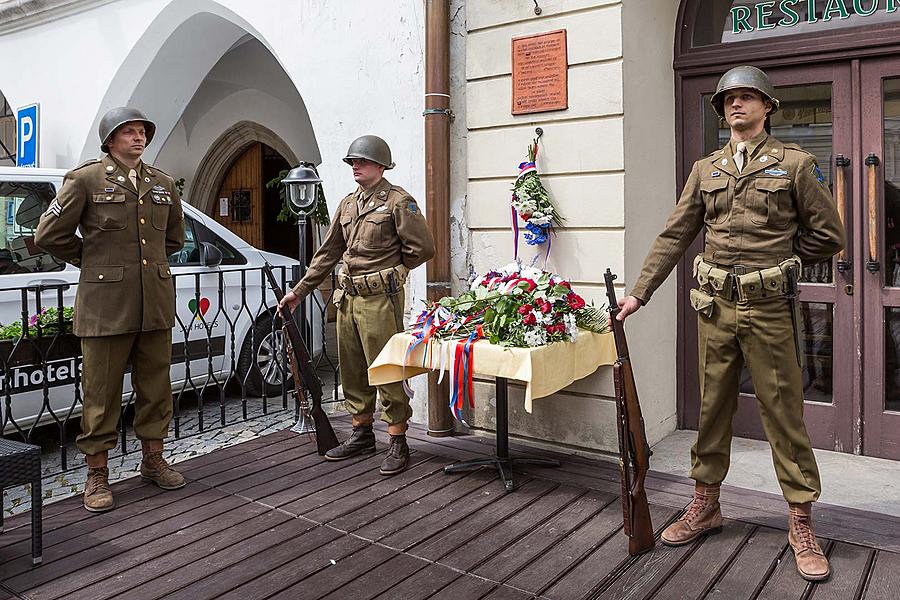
[281,165,322,434]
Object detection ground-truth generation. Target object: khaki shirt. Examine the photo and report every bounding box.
[293,177,435,298]
[34,155,185,336]
[630,134,845,303]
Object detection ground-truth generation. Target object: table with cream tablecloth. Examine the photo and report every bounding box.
[368,330,617,491]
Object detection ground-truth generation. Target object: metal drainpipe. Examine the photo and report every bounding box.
[423,0,453,437]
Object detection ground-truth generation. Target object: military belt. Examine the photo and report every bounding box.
[339,265,409,297]
[693,255,801,303]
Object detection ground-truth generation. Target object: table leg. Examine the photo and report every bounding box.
[443,376,560,492]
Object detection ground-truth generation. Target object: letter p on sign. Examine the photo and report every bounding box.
[16,103,39,167]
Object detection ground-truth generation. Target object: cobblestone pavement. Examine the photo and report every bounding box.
[3,367,344,518]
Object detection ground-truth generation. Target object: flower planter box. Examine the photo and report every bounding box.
[0,334,80,369]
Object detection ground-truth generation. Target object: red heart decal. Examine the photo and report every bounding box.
[199,297,210,315]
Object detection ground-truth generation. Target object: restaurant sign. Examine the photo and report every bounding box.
[731,0,898,35]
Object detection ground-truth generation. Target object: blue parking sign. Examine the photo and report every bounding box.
[16,104,39,168]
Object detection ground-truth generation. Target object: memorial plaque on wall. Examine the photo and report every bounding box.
[511,29,568,115]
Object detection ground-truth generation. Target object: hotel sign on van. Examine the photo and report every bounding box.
[731,0,898,35]
[511,30,568,115]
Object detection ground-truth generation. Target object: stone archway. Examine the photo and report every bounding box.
[190,121,298,215]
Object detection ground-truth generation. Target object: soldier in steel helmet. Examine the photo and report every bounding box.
[617,66,844,581]
[280,135,435,475]
[35,107,185,512]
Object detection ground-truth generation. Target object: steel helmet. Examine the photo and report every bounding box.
[342,135,394,170]
[98,107,156,154]
[710,66,780,119]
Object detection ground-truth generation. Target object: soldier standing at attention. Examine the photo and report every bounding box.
[280,135,435,476]
[35,107,185,512]
[617,67,844,581]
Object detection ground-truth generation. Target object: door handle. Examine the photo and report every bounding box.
[866,153,881,273]
[835,154,851,274]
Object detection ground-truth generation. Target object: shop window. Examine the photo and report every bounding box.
[692,0,900,47]
[0,91,14,167]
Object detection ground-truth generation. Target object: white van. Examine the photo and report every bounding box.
[0,166,324,435]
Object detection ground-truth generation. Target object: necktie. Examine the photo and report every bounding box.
[734,141,747,173]
[128,168,138,191]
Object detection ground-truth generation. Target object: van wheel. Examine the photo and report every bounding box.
[236,312,294,397]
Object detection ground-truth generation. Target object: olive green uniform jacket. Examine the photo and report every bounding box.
[292,177,435,297]
[630,133,845,303]
[34,155,184,337]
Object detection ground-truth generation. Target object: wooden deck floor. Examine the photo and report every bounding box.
[1,420,899,600]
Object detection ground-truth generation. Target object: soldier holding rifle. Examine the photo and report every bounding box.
[279,135,434,476]
[616,66,844,581]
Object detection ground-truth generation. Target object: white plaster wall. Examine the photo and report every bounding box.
[463,0,626,453]
[621,0,680,446]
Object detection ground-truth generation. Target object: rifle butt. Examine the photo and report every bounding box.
[311,409,340,455]
[627,488,655,556]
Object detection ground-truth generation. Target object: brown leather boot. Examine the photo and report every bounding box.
[788,502,830,581]
[661,482,723,546]
[83,452,115,512]
[140,440,186,490]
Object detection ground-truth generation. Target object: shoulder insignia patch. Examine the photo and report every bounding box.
[407,200,419,215]
[813,163,826,184]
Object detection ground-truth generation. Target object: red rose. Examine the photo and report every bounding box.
[538,299,552,314]
[544,324,555,333]
[518,304,533,314]
[566,293,585,310]
[523,313,537,325]
[559,280,572,290]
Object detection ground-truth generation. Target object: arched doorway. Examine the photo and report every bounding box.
[675,1,900,459]
[210,140,307,260]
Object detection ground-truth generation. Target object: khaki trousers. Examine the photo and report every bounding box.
[78,329,174,455]
[691,294,821,504]
[337,289,411,425]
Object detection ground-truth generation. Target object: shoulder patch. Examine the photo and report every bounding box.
[406,200,419,215]
[813,163,826,184]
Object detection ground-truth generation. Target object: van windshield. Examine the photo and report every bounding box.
[0,180,65,274]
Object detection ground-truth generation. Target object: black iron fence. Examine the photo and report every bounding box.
[0,265,340,472]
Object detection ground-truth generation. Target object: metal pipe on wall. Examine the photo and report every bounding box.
[424,0,453,437]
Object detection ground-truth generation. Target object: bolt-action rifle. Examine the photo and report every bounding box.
[263,264,339,456]
[604,269,655,556]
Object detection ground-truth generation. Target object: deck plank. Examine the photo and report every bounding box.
[213,532,370,600]
[327,468,470,533]
[407,478,558,561]
[539,503,677,600]
[755,540,832,600]
[808,542,873,600]
[437,484,585,573]
[651,521,755,600]
[370,563,461,600]
[862,550,900,600]
[473,489,616,586]
[704,526,789,600]
[377,477,544,551]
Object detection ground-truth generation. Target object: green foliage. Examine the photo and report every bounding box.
[265,162,331,227]
[0,306,74,340]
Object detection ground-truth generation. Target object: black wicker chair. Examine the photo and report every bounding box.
[0,438,42,565]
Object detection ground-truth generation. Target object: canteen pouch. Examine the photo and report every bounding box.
[689,288,714,318]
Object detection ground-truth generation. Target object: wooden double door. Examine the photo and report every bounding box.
[681,56,900,460]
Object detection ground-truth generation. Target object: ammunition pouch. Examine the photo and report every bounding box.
[338,264,409,297]
[693,255,801,304]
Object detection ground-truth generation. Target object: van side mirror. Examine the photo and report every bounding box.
[199,242,223,267]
